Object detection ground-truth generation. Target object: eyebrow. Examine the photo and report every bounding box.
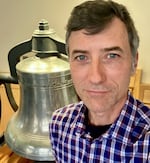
[71,50,88,55]
[70,46,124,56]
[103,46,123,53]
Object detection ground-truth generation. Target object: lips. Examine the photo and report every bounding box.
[85,89,110,96]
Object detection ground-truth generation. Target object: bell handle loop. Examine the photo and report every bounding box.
[0,73,19,112]
[4,83,18,112]
[50,37,66,55]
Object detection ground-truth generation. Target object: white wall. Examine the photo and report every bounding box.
[0,0,149,83]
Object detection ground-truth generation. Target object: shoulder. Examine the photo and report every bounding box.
[136,100,150,124]
[130,97,150,138]
[125,94,150,135]
[128,94,150,122]
[50,101,84,126]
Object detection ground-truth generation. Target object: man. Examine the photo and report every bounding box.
[50,0,150,162]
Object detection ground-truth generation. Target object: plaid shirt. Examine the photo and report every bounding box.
[50,93,150,163]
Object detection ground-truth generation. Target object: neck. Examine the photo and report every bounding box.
[88,97,126,126]
[88,111,118,126]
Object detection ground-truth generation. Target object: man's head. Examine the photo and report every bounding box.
[66,0,139,125]
[66,0,139,58]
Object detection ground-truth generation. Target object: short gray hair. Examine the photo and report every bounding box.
[66,0,139,58]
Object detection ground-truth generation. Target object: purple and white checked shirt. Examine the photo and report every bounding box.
[50,93,150,163]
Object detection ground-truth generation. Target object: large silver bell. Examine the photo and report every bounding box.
[4,20,78,161]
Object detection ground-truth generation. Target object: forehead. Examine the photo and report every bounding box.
[68,18,130,52]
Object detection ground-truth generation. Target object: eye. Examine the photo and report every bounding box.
[107,53,119,59]
[75,55,87,61]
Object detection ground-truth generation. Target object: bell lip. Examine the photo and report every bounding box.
[5,143,55,161]
[4,130,55,161]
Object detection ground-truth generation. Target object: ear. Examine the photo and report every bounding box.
[131,52,138,75]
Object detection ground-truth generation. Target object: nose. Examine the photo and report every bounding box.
[88,60,106,84]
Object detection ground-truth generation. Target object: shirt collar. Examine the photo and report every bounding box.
[70,102,89,137]
[108,92,150,144]
[73,92,150,143]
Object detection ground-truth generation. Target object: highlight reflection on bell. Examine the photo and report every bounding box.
[4,20,78,161]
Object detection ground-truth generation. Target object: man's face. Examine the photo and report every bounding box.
[68,18,138,117]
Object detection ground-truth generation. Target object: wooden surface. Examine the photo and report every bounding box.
[0,84,19,134]
[0,144,33,163]
[129,69,142,99]
[139,83,150,107]
[0,144,55,162]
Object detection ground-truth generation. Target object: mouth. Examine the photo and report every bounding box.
[85,89,110,96]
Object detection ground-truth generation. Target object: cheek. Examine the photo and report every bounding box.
[71,69,82,82]
[70,63,83,76]
[70,66,86,87]
[107,65,132,86]
[115,71,131,90]
[70,66,79,81]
